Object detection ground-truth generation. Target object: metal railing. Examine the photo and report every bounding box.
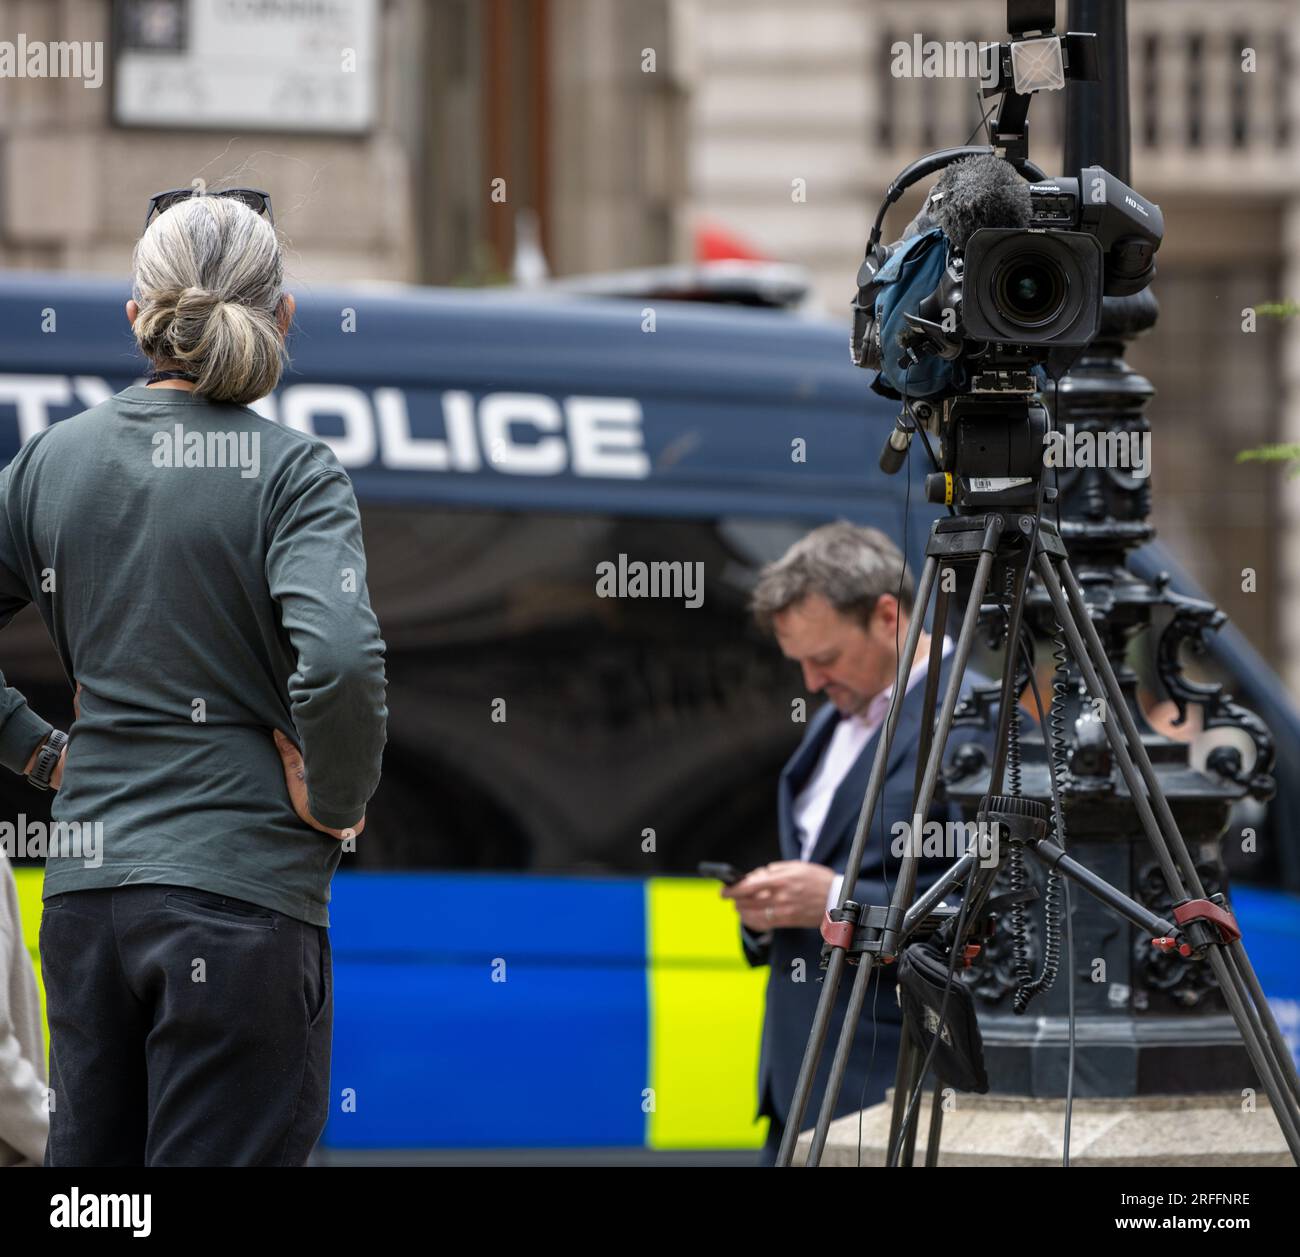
[866,1,1298,190]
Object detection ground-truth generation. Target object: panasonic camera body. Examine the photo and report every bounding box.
[851,161,1163,401]
[964,168,1162,344]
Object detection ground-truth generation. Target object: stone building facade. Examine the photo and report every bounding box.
[0,0,1295,685]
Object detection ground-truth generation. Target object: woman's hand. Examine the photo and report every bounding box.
[273,728,365,841]
[23,734,69,791]
[49,742,68,791]
[25,678,81,791]
[49,681,82,791]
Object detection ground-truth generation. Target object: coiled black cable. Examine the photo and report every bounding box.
[1012,624,1068,1013]
[1030,622,1071,1001]
[1003,568,1034,1006]
[1005,567,1024,798]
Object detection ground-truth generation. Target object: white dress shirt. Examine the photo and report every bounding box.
[792,636,955,910]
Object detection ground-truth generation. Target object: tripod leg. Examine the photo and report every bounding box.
[1055,559,1300,1113]
[1037,554,1300,1160]
[803,527,1003,1165]
[837,547,942,916]
[1034,554,1185,893]
[903,851,978,935]
[1206,945,1300,1158]
[1226,942,1300,1106]
[901,1072,925,1166]
[777,554,940,1167]
[1025,838,1300,1158]
[889,1029,928,1168]
[888,1028,928,1167]
[924,1082,945,1167]
[950,834,1010,935]
[892,524,1004,916]
[985,527,1035,798]
[1215,945,1300,1138]
[886,1019,918,1164]
[910,569,951,806]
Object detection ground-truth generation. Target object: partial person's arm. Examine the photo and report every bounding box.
[0,858,49,1166]
[265,468,388,831]
[0,465,55,778]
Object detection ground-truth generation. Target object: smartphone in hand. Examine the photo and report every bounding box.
[698,861,743,886]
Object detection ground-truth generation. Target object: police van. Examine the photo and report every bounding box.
[1,267,1297,1161]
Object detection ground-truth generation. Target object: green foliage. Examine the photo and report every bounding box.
[1237,300,1299,470]
[1237,444,1300,477]
[1254,300,1300,320]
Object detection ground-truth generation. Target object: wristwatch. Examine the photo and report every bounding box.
[27,730,68,791]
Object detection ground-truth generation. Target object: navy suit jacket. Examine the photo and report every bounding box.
[744,653,996,1127]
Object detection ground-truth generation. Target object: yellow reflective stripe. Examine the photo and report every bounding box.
[944,472,954,506]
[645,877,769,1149]
[13,867,50,1038]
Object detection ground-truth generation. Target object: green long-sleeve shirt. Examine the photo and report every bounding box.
[0,384,388,925]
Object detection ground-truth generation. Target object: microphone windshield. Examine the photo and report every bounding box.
[927,155,1031,251]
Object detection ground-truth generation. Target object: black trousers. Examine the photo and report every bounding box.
[39,884,332,1166]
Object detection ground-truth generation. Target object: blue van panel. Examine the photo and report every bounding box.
[1233,886,1300,1043]
[322,873,649,1148]
[0,275,939,497]
[0,271,947,591]
[1233,887,1300,1070]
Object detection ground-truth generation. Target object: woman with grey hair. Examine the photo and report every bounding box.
[0,187,388,1165]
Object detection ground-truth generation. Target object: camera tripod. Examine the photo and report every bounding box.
[775,481,1300,1168]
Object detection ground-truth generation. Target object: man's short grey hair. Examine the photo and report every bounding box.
[750,521,915,633]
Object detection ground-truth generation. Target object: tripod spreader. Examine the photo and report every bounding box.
[1025,838,1242,960]
[820,900,964,967]
[1162,896,1243,956]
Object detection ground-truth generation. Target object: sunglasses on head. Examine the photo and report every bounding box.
[144,187,274,233]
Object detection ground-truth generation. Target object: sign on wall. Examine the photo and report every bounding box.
[112,0,377,134]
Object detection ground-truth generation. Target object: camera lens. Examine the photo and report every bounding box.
[994,253,1067,327]
[962,228,1102,348]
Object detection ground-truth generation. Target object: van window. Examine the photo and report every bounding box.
[0,504,819,877]
[354,506,812,874]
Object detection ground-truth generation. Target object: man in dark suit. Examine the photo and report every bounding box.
[724,521,993,1166]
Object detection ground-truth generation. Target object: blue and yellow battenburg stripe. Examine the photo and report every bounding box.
[16,866,1300,1147]
[13,867,769,1150]
[645,877,768,1148]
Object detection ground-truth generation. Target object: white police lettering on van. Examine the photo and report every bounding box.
[0,376,651,479]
